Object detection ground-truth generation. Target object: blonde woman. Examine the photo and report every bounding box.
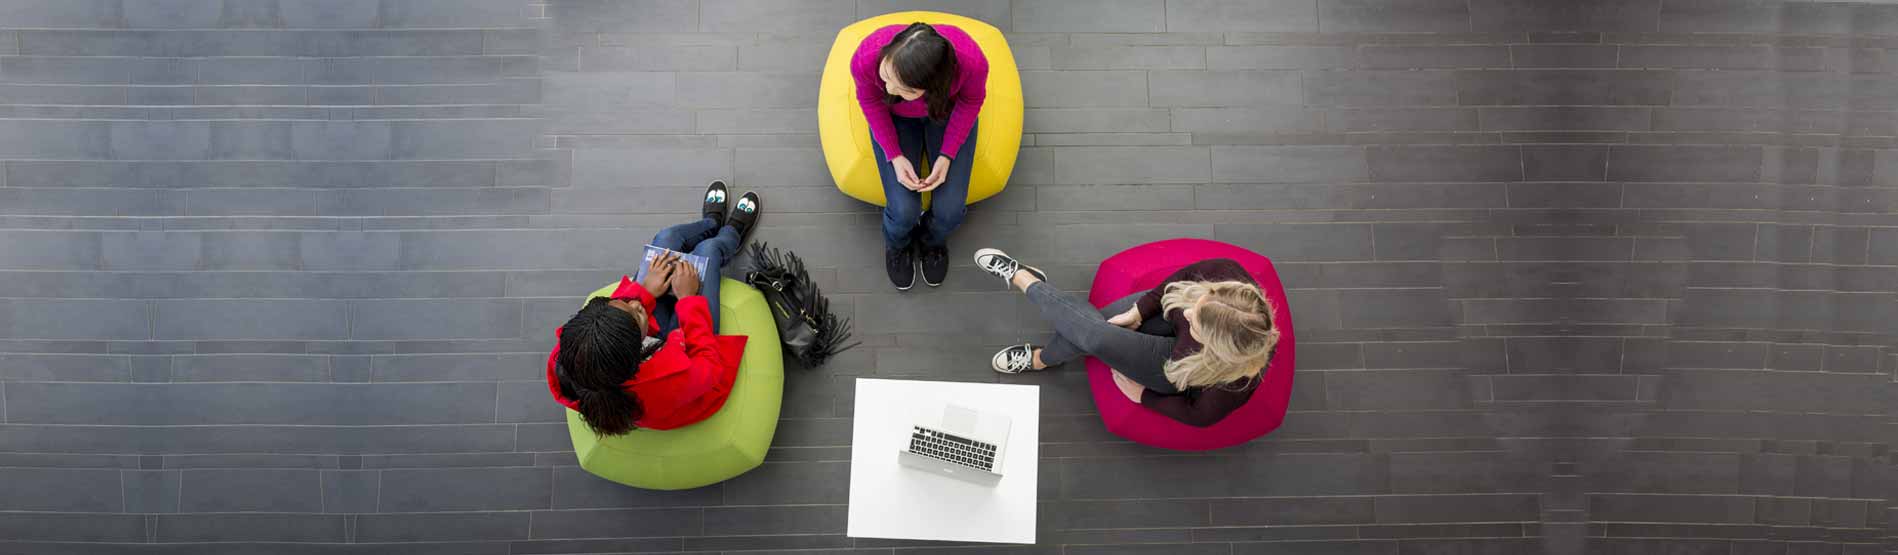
[973,248,1278,427]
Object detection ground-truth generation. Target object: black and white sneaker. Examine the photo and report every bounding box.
[886,245,916,291]
[991,344,1041,374]
[972,248,1047,285]
[728,191,761,245]
[701,180,729,227]
[919,244,949,287]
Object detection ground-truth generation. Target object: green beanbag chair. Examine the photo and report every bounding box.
[565,278,784,490]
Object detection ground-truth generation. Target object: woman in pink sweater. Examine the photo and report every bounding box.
[851,22,987,291]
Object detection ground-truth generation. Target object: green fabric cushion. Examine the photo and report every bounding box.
[565,278,785,490]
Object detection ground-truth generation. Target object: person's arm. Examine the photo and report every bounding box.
[852,42,904,161]
[1139,387,1246,428]
[667,295,728,400]
[936,48,986,160]
[1133,259,1250,319]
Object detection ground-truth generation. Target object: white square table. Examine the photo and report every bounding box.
[846,378,1040,545]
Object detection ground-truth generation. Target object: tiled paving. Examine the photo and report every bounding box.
[0,1,1894,554]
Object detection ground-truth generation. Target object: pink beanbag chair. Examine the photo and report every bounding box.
[1086,238,1296,451]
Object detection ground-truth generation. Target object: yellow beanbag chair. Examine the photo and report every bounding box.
[818,11,1023,208]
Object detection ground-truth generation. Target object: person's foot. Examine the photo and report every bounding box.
[991,344,1043,374]
[973,248,1047,287]
[728,191,761,244]
[886,244,916,291]
[919,244,949,287]
[701,180,728,227]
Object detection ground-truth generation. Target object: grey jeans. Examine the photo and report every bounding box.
[1026,282,1181,395]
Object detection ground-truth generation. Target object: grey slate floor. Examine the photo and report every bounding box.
[1,0,1896,554]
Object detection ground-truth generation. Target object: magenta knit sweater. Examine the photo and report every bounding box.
[850,24,988,161]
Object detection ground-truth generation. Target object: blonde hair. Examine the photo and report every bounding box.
[1159,280,1277,390]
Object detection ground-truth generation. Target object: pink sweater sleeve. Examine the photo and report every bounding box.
[851,29,905,161]
[936,30,987,160]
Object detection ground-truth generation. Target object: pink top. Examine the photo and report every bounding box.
[850,24,988,161]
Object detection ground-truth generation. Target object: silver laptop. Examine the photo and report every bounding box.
[897,403,1012,486]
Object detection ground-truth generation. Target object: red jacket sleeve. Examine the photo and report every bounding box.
[852,33,905,161]
[667,295,727,400]
[609,275,660,336]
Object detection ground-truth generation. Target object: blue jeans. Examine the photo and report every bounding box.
[873,116,976,250]
[1031,285,1182,394]
[648,216,740,335]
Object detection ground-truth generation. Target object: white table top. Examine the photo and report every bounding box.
[846,378,1040,545]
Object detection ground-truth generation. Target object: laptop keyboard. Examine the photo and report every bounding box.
[910,426,997,471]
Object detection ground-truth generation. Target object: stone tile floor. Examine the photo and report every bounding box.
[0,1,1893,554]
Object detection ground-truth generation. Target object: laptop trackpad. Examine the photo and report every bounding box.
[941,404,978,436]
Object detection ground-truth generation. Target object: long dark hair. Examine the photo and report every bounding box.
[879,22,958,121]
[556,297,646,436]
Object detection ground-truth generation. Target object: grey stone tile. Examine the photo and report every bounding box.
[371,353,543,382]
[1326,370,1477,409]
[1014,0,1164,32]
[0,0,123,28]
[702,505,846,535]
[1036,184,1194,211]
[0,468,123,512]
[699,0,854,33]
[1320,0,1470,32]
[1166,0,1316,32]
[1590,494,1754,524]
[1150,70,1300,107]
[1025,108,1172,133]
[497,381,563,423]
[1062,453,1384,498]
[550,466,723,509]
[152,299,347,340]
[1490,374,1637,401]
[1372,494,1536,524]
[378,467,551,512]
[321,470,379,513]
[1506,183,1619,208]
[1211,145,1366,184]
[311,57,502,85]
[1307,71,1458,107]
[1510,45,1620,68]
[1207,46,1356,69]
[1360,46,1509,69]
[549,0,699,33]
[1172,107,1318,133]
[1521,146,1606,180]
[1621,45,1770,70]
[281,0,380,28]
[0,299,149,340]
[527,508,704,539]
[0,120,110,159]
[583,45,737,72]
[1469,0,1660,32]
[1339,289,1454,328]
[1506,337,1622,373]
[1052,145,1208,184]
[177,468,322,512]
[1050,46,1204,70]
[1607,145,1763,182]
[1233,541,1397,555]
[155,513,348,542]
[390,120,537,159]
[1328,108,1476,132]
[0,513,148,542]
[124,0,222,29]
[1021,70,1148,107]
[378,0,524,28]
[1368,146,1520,182]
[358,512,531,542]
[1214,223,1375,261]
[171,354,327,382]
[1457,70,1671,106]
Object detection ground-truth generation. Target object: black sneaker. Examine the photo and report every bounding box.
[701,180,728,227]
[919,244,948,287]
[886,245,916,291]
[972,248,1047,285]
[991,344,1041,374]
[728,192,761,245]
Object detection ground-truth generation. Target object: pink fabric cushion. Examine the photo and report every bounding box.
[1085,238,1296,451]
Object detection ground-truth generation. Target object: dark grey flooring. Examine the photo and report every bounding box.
[0,0,1894,554]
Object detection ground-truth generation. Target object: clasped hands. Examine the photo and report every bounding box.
[638,251,703,299]
[890,155,952,192]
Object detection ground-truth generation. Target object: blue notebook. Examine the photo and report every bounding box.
[633,244,712,284]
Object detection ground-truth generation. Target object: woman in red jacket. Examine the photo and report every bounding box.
[548,181,763,435]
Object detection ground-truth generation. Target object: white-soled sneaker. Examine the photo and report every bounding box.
[991,344,1041,374]
[972,248,1047,285]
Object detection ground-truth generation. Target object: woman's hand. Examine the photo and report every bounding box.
[890,156,924,191]
[919,155,951,192]
[640,251,677,296]
[1111,371,1145,403]
[668,259,702,298]
[1106,306,1142,330]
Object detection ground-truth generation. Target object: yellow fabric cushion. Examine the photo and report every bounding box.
[818,11,1023,208]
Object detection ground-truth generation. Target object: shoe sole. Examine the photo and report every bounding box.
[972,248,1047,282]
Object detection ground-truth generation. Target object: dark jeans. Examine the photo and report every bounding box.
[648,216,740,335]
[1027,283,1182,395]
[873,116,976,250]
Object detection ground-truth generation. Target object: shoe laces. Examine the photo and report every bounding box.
[978,254,1018,278]
[1001,346,1032,371]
